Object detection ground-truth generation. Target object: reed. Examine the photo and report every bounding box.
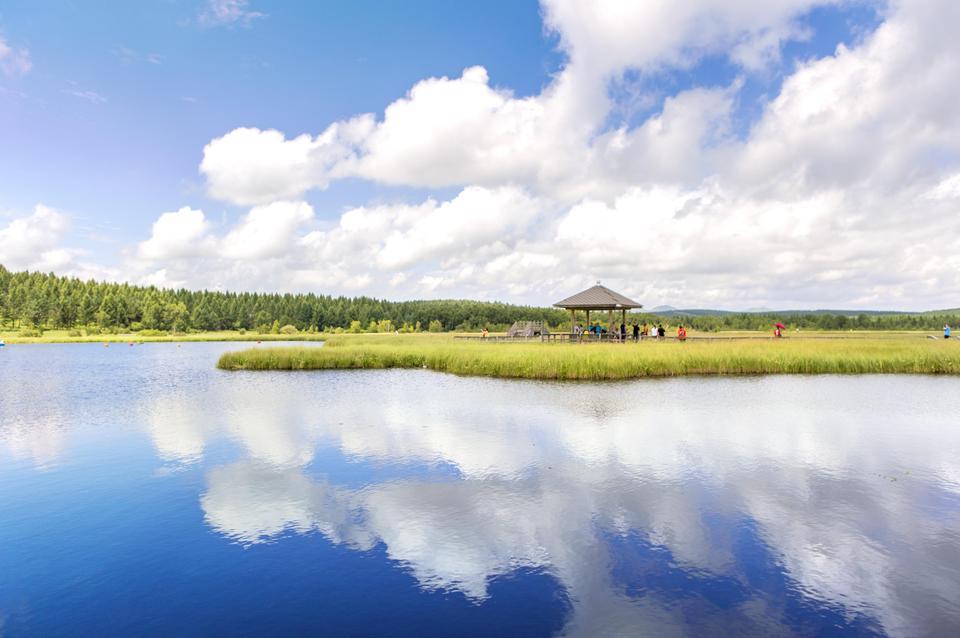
[216,333,960,379]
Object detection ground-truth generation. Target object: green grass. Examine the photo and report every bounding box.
[216,333,960,380]
[0,329,325,345]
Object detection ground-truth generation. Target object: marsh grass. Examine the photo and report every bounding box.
[216,333,960,379]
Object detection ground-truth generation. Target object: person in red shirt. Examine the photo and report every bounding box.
[677,325,687,341]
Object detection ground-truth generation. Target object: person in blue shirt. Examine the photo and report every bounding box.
[945,324,952,339]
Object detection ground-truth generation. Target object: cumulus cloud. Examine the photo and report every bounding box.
[137,206,212,260]
[0,205,74,271]
[125,186,545,296]
[18,0,960,308]
[196,0,835,206]
[200,119,373,206]
[220,201,315,259]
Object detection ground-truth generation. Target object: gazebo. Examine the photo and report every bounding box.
[554,283,643,334]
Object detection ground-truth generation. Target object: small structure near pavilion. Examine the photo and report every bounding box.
[554,282,643,334]
[506,320,549,337]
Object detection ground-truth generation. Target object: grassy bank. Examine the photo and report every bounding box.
[216,333,960,379]
[0,329,326,345]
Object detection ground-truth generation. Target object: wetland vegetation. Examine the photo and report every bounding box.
[216,333,960,380]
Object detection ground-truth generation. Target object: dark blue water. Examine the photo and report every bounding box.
[1,343,959,637]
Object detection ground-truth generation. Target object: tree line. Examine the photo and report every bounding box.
[1,266,956,334]
[635,310,960,332]
[0,266,569,333]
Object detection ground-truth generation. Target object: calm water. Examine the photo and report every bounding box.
[1,343,959,637]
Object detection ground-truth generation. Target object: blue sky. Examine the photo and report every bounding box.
[1,1,563,254]
[2,1,959,309]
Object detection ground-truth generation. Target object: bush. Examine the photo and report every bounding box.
[238,328,247,335]
[279,324,298,335]
[138,329,169,337]
[67,329,83,337]
[428,320,444,333]
[19,328,42,337]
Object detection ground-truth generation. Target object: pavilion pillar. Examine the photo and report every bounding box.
[608,310,613,337]
[570,309,575,334]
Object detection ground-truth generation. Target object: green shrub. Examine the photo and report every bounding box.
[67,329,83,337]
[138,329,169,337]
[19,328,42,337]
[279,324,298,335]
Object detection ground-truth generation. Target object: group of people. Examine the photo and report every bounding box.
[574,322,687,342]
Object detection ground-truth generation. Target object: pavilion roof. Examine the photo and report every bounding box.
[553,284,643,310]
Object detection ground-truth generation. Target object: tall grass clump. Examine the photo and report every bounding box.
[217,334,960,380]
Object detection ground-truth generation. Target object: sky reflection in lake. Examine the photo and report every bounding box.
[2,343,959,636]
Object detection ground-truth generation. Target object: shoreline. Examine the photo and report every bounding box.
[0,331,327,345]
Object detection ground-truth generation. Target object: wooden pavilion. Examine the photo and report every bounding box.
[554,283,643,334]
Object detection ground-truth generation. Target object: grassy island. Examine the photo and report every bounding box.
[216,333,960,380]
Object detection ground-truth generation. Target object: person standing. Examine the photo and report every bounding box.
[946,324,952,339]
[677,325,687,341]
[632,322,640,342]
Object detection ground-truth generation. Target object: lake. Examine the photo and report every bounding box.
[1,343,959,637]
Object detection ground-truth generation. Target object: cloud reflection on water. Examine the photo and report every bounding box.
[152,372,960,636]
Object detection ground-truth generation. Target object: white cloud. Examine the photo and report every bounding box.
[200,120,372,205]
[197,0,265,27]
[193,0,853,208]
[15,0,960,309]
[352,66,555,189]
[540,0,834,75]
[220,200,314,259]
[0,35,31,77]
[63,89,107,104]
[138,206,212,260]
[0,205,73,271]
